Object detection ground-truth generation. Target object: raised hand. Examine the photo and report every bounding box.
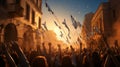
[1,42,17,67]
[70,45,74,51]
[10,41,30,67]
[57,44,61,48]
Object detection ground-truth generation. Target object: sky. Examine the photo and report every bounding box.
[41,0,108,44]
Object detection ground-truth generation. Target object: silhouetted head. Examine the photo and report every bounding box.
[92,52,101,67]
[0,56,5,67]
[48,42,52,46]
[61,55,74,67]
[32,56,48,67]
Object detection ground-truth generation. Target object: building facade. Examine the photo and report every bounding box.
[81,12,94,48]
[0,0,42,51]
[108,0,120,45]
[91,2,114,49]
[109,0,120,21]
[91,0,120,48]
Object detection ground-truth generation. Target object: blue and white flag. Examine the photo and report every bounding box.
[70,15,78,29]
[66,36,70,43]
[45,2,54,14]
[54,21,61,29]
[62,19,70,31]
[68,31,71,39]
[42,22,48,31]
[60,31,63,37]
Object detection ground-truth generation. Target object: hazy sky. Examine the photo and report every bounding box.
[41,0,108,44]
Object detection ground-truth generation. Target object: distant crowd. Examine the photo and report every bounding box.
[0,40,120,67]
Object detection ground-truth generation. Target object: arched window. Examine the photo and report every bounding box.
[4,23,18,42]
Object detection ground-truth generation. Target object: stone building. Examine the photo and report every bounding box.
[109,0,120,21]
[0,0,42,51]
[91,2,114,48]
[91,2,113,38]
[91,0,120,48]
[81,12,94,48]
[108,0,120,45]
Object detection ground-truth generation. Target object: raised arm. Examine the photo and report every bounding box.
[70,45,77,67]
[1,43,17,67]
[42,42,48,56]
[11,41,30,67]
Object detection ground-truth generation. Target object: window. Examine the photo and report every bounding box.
[32,10,35,24]
[38,17,41,28]
[25,3,30,21]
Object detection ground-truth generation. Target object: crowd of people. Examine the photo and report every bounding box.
[0,40,120,67]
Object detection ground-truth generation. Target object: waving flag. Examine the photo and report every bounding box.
[62,19,70,31]
[60,31,63,37]
[45,2,54,14]
[68,32,71,39]
[54,21,61,29]
[77,21,82,28]
[71,15,78,29]
[66,36,70,43]
[42,22,48,31]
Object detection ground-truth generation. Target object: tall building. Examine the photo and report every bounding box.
[91,0,120,48]
[92,2,113,37]
[0,0,42,51]
[81,12,94,48]
[91,2,114,48]
[109,0,120,20]
[108,0,120,45]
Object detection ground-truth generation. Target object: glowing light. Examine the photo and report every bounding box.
[53,28,62,40]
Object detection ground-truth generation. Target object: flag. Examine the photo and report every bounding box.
[45,2,54,14]
[70,15,78,29]
[62,19,70,31]
[54,21,61,29]
[68,31,71,39]
[42,22,48,31]
[77,21,82,28]
[41,27,45,32]
[66,36,70,43]
[60,31,63,37]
